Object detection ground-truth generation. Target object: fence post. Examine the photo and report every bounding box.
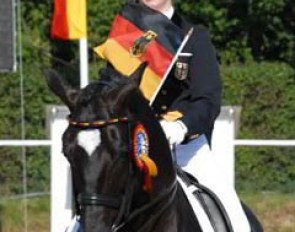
[48,106,72,232]
[211,106,241,187]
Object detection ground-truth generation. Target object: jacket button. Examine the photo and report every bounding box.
[161,89,167,95]
[161,105,167,111]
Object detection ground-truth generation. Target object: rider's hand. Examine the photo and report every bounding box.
[160,120,188,145]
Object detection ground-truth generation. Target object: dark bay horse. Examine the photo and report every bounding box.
[44,64,262,232]
[45,63,201,232]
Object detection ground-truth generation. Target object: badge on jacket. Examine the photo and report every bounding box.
[175,53,193,80]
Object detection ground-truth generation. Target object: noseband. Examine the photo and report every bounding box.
[77,193,122,209]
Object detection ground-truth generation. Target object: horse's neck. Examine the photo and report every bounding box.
[129,94,176,191]
[146,184,201,232]
[127,184,200,232]
[126,95,200,231]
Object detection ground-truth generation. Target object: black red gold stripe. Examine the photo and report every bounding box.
[94,3,184,101]
[108,15,173,78]
[120,3,183,54]
[51,0,86,40]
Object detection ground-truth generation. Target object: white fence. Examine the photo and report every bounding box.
[0,105,294,232]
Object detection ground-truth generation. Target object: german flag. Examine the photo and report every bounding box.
[51,0,87,40]
[94,3,184,101]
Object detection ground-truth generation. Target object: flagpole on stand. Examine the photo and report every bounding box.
[79,38,89,88]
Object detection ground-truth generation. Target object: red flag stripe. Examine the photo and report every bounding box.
[51,0,69,39]
[109,15,173,78]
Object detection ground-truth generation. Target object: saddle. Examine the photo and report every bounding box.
[176,166,234,232]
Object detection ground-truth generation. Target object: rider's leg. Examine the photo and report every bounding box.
[175,135,251,232]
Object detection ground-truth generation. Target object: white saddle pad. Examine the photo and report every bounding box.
[177,176,215,232]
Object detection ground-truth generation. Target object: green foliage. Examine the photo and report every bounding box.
[0,197,50,232]
[0,148,23,195]
[236,147,295,192]
[221,62,295,192]
[0,0,294,195]
[0,0,57,195]
[222,62,295,139]
[240,193,295,231]
[88,0,123,46]
[0,64,56,195]
[176,0,295,65]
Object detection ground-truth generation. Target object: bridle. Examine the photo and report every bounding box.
[68,115,133,214]
[68,115,178,232]
[67,79,137,222]
[65,78,177,231]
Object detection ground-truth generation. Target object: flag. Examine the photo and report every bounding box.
[51,0,87,40]
[94,3,184,101]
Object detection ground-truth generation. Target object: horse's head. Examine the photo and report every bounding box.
[44,63,175,232]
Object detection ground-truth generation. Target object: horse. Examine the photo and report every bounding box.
[44,63,263,232]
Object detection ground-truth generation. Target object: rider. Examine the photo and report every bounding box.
[138,0,251,231]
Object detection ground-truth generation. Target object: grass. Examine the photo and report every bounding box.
[240,192,295,232]
[0,193,294,231]
[0,196,50,232]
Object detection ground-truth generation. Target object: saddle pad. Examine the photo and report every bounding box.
[177,176,215,232]
[177,172,233,232]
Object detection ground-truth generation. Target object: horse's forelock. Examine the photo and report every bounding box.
[77,83,101,105]
[97,67,139,108]
[75,66,123,105]
[99,67,133,88]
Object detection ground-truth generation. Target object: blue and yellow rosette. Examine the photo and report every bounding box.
[133,124,158,191]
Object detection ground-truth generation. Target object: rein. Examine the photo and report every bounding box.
[112,181,178,232]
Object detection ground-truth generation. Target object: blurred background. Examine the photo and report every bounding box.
[0,0,294,231]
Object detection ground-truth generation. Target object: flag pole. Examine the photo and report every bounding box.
[79,38,89,88]
[149,27,194,106]
[79,0,88,88]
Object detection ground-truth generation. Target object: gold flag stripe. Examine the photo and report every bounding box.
[67,0,87,38]
[94,39,161,100]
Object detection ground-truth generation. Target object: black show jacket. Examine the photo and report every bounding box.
[151,12,221,145]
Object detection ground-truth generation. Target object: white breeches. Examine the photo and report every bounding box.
[175,135,251,232]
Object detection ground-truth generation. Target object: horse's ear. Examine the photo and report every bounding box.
[43,69,78,111]
[130,62,148,86]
